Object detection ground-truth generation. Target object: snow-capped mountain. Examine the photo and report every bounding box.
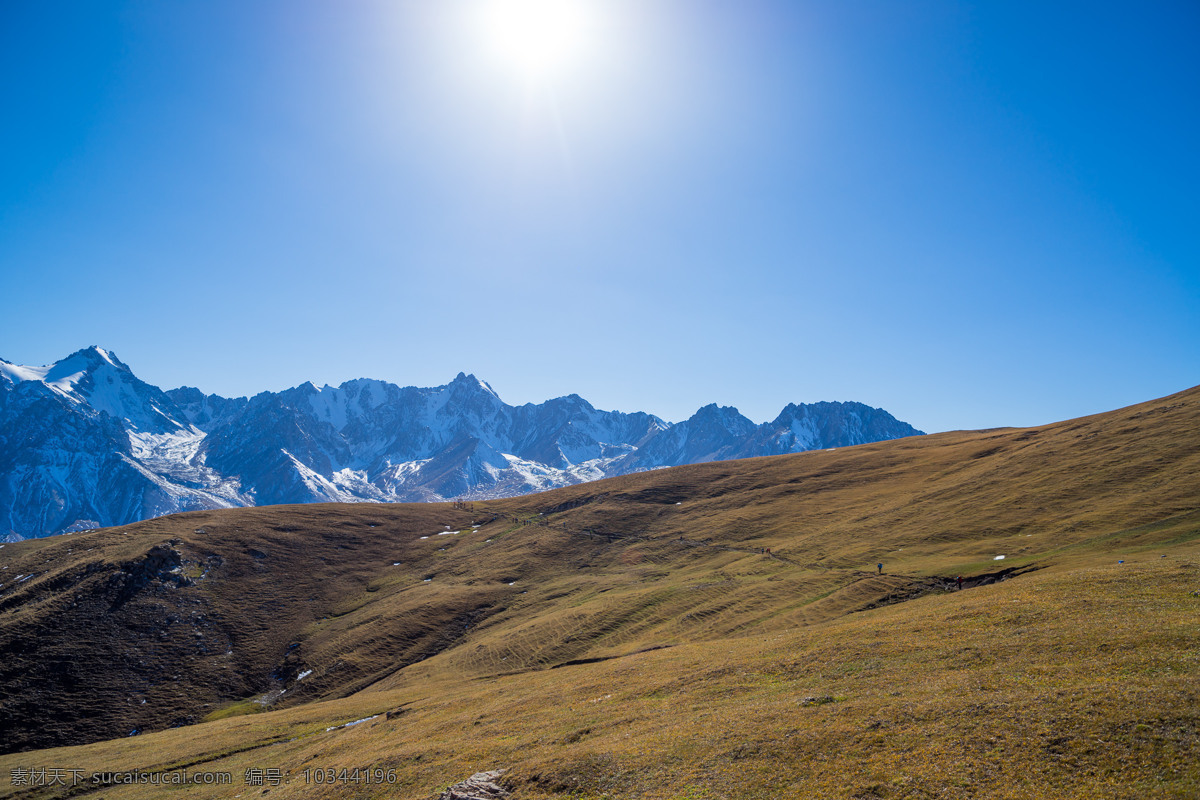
[0,348,247,540]
[0,347,924,539]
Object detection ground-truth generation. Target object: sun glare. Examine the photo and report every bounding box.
[478,0,594,85]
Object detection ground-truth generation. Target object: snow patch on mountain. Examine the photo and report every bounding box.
[1,348,924,538]
[0,360,52,385]
[282,450,368,503]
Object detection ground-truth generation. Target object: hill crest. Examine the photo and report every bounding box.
[0,383,1194,754]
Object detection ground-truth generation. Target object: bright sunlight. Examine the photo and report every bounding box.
[476,0,597,85]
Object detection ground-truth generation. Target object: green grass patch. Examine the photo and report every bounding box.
[201,700,267,722]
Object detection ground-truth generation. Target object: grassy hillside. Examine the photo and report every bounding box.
[0,385,1197,797]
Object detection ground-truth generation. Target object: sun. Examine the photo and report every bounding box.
[477,0,595,85]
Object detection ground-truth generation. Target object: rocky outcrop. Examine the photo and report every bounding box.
[438,770,509,800]
[107,544,192,608]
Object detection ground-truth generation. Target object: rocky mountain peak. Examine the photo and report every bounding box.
[1,348,924,539]
[449,372,501,400]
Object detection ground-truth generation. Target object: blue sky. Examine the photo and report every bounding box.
[2,0,1197,433]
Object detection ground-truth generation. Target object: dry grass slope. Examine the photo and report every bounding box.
[0,384,1197,798]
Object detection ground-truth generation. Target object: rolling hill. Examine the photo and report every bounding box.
[0,384,1196,798]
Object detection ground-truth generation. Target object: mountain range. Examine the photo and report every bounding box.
[0,346,923,539]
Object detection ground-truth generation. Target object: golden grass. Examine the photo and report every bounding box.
[1,545,1197,799]
[200,701,266,723]
[0,384,1197,797]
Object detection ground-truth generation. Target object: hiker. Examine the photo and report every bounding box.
[877,563,883,574]
[956,575,963,590]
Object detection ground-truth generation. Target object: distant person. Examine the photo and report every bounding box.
[877,563,883,574]
[956,576,963,590]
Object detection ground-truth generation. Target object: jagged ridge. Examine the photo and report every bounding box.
[0,348,923,538]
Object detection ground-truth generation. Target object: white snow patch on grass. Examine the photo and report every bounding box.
[325,714,380,732]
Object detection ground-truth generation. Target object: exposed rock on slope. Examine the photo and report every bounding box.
[437,770,510,800]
